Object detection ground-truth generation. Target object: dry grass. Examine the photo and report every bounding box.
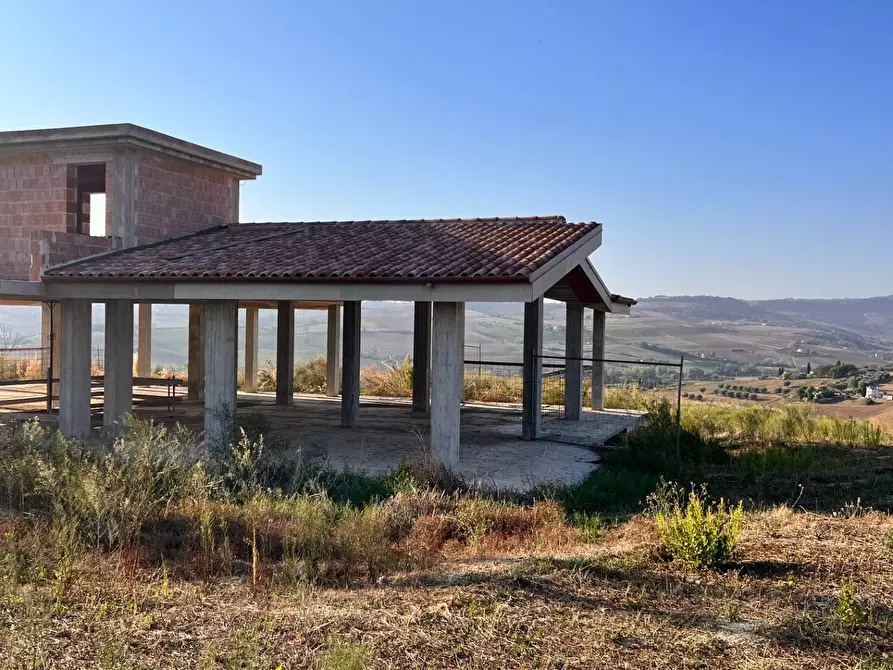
[2,410,893,668]
[1,509,891,668]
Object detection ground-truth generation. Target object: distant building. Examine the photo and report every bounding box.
[866,386,883,400]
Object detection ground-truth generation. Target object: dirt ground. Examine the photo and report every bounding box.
[2,509,891,669]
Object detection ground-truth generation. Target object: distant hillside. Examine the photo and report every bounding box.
[638,295,893,336]
[3,295,893,377]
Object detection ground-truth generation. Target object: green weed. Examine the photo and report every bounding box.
[650,484,743,570]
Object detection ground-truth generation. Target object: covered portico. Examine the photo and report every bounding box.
[21,216,634,470]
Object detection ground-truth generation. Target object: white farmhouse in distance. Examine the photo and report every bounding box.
[865,386,890,400]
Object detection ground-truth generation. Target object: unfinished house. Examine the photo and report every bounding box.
[1,124,639,489]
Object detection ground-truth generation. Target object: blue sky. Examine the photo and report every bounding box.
[3,1,892,300]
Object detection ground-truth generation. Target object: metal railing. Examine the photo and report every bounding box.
[537,353,685,456]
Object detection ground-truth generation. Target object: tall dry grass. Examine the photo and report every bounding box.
[682,402,890,447]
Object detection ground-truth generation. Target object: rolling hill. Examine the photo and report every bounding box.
[3,295,893,377]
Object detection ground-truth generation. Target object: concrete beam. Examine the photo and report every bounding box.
[591,309,606,410]
[275,301,295,405]
[187,304,205,401]
[564,302,584,421]
[326,304,341,397]
[431,302,463,468]
[104,300,134,432]
[43,280,533,304]
[137,303,152,377]
[204,300,238,451]
[244,307,259,392]
[341,301,361,428]
[59,299,92,438]
[522,298,544,440]
[412,301,431,412]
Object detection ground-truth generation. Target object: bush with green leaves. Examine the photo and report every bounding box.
[649,483,743,570]
[833,579,869,629]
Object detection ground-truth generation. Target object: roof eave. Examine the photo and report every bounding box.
[0,123,262,179]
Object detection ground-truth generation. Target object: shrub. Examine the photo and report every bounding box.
[294,354,329,394]
[749,393,758,401]
[833,579,869,629]
[360,356,413,398]
[603,386,650,411]
[649,484,743,570]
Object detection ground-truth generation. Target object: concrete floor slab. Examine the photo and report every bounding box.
[0,386,646,491]
[158,394,644,490]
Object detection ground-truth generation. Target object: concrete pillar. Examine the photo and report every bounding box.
[275,301,294,405]
[341,301,361,428]
[522,298,543,440]
[103,300,134,432]
[41,302,61,396]
[326,304,341,397]
[457,304,466,403]
[59,299,92,438]
[204,300,238,451]
[591,309,606,410]
[187,304,205,402]
[412,301,431,412]
[431,302,463,468]
[564,302,584,421]
[137,303,152,377]
[244,307,259,393]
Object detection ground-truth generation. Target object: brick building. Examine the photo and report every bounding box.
[0,124,261,374]
[1,123,637,476]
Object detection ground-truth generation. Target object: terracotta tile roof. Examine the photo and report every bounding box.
[43,216,602,283]
[611,294,637,306]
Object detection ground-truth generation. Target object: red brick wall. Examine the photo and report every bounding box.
[28,231,120,280]
[0,153,75,280]
[1,149,238,282]
[134,153,236,243]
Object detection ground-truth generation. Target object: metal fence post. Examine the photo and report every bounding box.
[45,300,57,413]
[676,355,684,462]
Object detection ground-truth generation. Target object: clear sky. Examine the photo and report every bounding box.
[3,1,892,300]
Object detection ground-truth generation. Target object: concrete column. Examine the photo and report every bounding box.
[457,304,466,404]
[137,303,152,377]
[591,309,607,411]
[204,300,238,451]
[59,299,92,438]
[522,298,544,440]
[431,302,463,468]
[103,300,134,432]
[41,302,61,396]
[326,304,341,397]
[110,148,137,247]
[244,307,259,393]
[412,301,431,412]
[341,301,361,428]
[275,301,294,405]
[187,304,205,402]
[564,302,585,421]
